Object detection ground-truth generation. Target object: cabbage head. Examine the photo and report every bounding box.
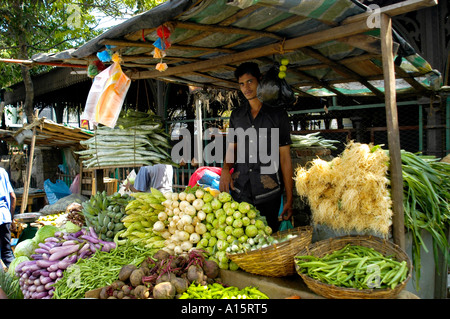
[33,225,60,244]
[7,256,30,277]
[64,221,81,233]
[14,239,37,258]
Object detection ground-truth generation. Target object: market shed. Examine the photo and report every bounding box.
[26,0,442,250]
[0,117,93,214]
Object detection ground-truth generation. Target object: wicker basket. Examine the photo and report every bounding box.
[227,226,313,277]
[295,235,412,299]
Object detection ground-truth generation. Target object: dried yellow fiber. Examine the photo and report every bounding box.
[294,141,392,235]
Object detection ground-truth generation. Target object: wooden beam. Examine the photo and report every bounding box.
[394,64,429,96]
[299,46,385,99]
[99,39,236,54]
[131,18,373,80]
[20,111,39,214]
[338,34,399,56]
[290,69,347,97]
[174,21,282,40]
[343,0,437,25]
[380,13,405,249]
[187,71,238,88]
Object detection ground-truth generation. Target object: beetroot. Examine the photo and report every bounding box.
[187,264,204,283]
[203,260,220,279]
[153,282,176,299]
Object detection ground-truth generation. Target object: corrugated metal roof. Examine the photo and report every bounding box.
[29,0,440,98]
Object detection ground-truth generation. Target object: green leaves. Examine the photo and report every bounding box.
[399,150,450,290]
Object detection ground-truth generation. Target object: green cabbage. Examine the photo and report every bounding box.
[7,256,30,277]
[64,221,81,233]
[13,239,37,258]
[33,225,60,244]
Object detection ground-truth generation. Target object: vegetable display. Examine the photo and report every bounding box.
[98,249,220,299]
[294,142,392,235]
[15,227,115,299]
[0,270,22,299]
[226,233,297,254]
[118,188,166,249]
[295,244,408,290]
[78,110,175,168]
[154,186,271,270]
[179,282,269,299]
[52,241,154,299]
[37,212,66,227]
[82,191,132,242]
[291,132,340,150]
[398,150,450,288]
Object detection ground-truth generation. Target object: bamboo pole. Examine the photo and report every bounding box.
[380,14,405,249]
[20,110,39,214]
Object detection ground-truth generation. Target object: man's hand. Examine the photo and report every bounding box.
[10,220,17,232]
[219,168,234,193]
[279,201,293,221]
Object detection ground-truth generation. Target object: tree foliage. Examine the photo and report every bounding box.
[0,0,165,122]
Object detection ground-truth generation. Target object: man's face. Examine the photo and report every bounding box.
[238,73,259,101]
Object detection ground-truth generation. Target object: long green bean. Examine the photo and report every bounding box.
[295,244,407,290]
[52,242,156,299]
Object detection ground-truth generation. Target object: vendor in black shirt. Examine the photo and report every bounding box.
[219,62,293,230]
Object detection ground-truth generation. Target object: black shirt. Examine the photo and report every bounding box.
[227,103,292,205]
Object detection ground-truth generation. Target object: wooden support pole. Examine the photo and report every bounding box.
[20,110,39,214]
[380,14,405,249]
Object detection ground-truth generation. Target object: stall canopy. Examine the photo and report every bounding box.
[27,0,441,98]
[0,118,93,149]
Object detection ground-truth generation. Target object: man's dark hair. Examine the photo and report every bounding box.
[234,62,261,81]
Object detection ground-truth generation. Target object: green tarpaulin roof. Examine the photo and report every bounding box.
[28,0,441,98]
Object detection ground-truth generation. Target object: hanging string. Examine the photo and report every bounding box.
[276,38,286,55]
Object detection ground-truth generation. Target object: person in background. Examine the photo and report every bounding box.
[126,164,173,195]
[0,167,16,269]
[219,62,293,231]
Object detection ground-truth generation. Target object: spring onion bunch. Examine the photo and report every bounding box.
[397,150,450,289]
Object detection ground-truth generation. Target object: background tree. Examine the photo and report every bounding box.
[0,0,165,123]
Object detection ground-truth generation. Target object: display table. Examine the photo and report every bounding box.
[85,269,420,299]
[16,191,47,212]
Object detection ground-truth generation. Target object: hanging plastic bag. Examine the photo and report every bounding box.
[257,64,295,107]
[81,53,131,128]
[44,179,72,205]
[69,174,80,194]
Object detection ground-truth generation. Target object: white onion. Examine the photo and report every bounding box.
[181,241,193,251]
[153,220,165,232]
[158,211,168,221]
[186,193,196,203]
[164,192,173,200]
[189,233,200,244]
[180,214,192,225]
[192,198,204,211]
[184,224,195,234]
[195,223,207,235]
[177,230,190,241]
[174,245,183,255]
[184,204,196,216]
[197,211,206,221]
[178,192,187,201]
[179,200,189,211]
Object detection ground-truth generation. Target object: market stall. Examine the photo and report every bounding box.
[1,0,447,301]
[22,0,443,249]
[0,116,93,214]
